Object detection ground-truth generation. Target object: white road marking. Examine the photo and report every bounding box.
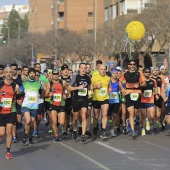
[95,141,130,155]
[60,142,111,170]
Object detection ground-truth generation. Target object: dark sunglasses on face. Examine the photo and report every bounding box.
[36,75,40,77]
[145,71,150,73]
[0,68,3,70]
[53,73,59,75]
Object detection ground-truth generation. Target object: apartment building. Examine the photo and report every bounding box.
[104,0,148,21]
[29,0,104,33]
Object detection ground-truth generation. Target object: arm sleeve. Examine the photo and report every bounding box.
[69,74,77,86]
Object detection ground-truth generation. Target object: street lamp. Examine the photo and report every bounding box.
[16,19,20,45]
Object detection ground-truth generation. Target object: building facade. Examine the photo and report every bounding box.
[29,0,104,33]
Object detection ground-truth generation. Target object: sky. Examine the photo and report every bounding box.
[0,0,28,7]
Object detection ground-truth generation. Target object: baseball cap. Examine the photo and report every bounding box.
[61,64,69,70]
[52,69,59,74]
[116,66,122,71]
[111,69,118,74]
[151,66,158,71]
[160,65,167,71]
[108,62,114,68]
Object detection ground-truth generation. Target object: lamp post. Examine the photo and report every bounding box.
[16,19,20,45]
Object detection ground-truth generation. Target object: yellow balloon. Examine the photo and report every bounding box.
[126,21,145,41]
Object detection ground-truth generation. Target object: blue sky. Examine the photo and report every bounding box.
[0,0,28,7]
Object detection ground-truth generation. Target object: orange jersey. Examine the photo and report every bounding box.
[120,71,145,95]
[141,78,157,103]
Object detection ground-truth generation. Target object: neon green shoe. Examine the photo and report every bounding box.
[146,120,150,131]
[48,129,53,133]
[141,129,146,136]
[157,122,162,128]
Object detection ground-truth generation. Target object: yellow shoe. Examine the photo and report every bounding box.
[91,118,93,124]
[141,129,146,136]
[146,120,150,131]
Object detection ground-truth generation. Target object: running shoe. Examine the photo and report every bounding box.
[48,129,53,133]
[100,131,108,140]
[157,121,162,128]
[32,130,37,137]
[12,137,17,143]
[108,119,112,124]
[81,135,86,143]
[116,125,121,132]
[126,119,131,132]
[6,152,13,159]
[111,129,117,137]
[54,137,59,143]
[141,129,146,136]
[29,137,34,145]
[93,128,98,139]
[146,119,150,131]
[86,130,93,137]
[63,132,68,139]
[21,136,29,146]
[72,130,77,140]
[131,132,137,139]
[162,117,166,127]
[122,126,128,134]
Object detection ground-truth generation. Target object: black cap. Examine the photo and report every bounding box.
[28,68,36,74]
[96,60,102,65]
[61,64,69,70]
[52,69,59,74]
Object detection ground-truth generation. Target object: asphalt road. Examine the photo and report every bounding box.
[0,122,170,170]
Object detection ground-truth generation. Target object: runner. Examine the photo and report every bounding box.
[108,69,120,137]
[150,67,166,132]
[68,63,92,142]
[85,63,93,137]
[91,64,110,140]
[0,67,20,159]
[60,64,73,138]
[159,65,169,84]
[91,60,102,76]
[45,69,68,142]
[106,62,115,77]
[140,68,157,136]
[119,60,146,139]
[21,68,42,145]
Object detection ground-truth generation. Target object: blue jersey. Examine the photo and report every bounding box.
[109,80,120,104]
[166,86,170,106]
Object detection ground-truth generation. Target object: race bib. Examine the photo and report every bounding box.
[99,88,107,96]
[130,93,139,101]
[27,95,37,103]
[143,90,152,98]
[78,88,87,96]
[53,94,62,102]
[1,98,12,108]
[110,92,119,100]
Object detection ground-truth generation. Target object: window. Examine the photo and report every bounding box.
[88,12,93,17]
[58,12,64,20]
[105,8,108,21]
[88,30,93,34]
[109,5,116,19]
[120,0,125,14]
[58,0,64,4]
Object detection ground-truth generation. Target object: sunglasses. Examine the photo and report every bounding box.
[129,63,135,66]
[53,73,59,75]
[0,68,4,70]
[13,68,17,71]
[36,75,40,77]
[145,71,150,73]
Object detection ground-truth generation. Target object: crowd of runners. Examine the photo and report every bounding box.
[0,60,170,159]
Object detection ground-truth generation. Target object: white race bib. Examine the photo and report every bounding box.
[99,88,107,96]
[110,92,119,100]
[1,98,12,108]
[130,93,139,101]
[53,94,62,102]
[27,95,37,104]
[143,90,152,98]
[78,88,87,96]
